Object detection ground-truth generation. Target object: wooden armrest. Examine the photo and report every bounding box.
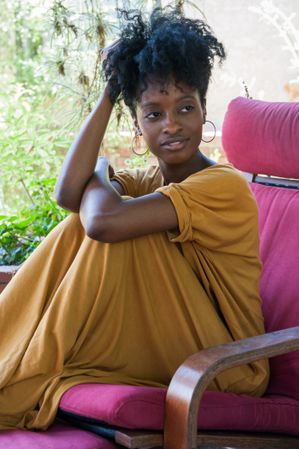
[164,326,299,449]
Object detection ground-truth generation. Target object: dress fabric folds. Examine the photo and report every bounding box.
[0,164,269,430]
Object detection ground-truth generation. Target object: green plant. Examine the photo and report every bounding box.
[0,82,75,213]
[0,1,45,86]
[0,178,68,265]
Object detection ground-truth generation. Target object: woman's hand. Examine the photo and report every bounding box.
[95,156,109,171]
[100,40,120,65]
[95,157,115,179]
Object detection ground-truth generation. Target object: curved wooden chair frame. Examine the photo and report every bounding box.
[112,326,299,449]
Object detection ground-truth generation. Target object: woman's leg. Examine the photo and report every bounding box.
[0,218,268,430]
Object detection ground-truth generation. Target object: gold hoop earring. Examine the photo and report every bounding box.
[131,129,148,156]
[201,120,216,143]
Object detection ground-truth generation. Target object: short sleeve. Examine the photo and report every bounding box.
[111,169,138,197]
[156,165,259,253]
[111,165,163,197]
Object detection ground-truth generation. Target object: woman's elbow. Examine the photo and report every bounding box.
[85,215,118,243]
[54,189,80,213]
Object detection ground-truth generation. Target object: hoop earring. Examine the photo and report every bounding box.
[201,120,216,143]
[131,128,148,156]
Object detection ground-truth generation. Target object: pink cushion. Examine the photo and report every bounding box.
[0,421,116,449]
[222,97,299,401]
[251,183,299,400]
[222,97,299,178]
[59,384,299,436]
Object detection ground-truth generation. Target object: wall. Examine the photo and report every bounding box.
[0,266,18,293]
[184,0,299,129]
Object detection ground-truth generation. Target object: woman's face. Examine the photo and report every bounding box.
[136,79,206,166]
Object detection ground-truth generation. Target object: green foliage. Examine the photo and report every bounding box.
[0,178,68,265]
[0,82,74,212]
[0,2,69,265]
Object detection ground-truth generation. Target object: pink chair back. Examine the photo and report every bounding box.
[222,97,299,400]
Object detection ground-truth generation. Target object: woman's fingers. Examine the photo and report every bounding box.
[100,39,120,63]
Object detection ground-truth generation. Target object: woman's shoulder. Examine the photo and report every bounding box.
[185,163,250,191]
[163,163,256,212]
[191,162,244,179]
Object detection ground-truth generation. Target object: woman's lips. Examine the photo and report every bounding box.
[161,138,188,151]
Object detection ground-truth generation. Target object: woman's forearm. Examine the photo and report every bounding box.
[55,85,114,212]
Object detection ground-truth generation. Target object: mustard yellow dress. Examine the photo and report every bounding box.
[0,164,269,430]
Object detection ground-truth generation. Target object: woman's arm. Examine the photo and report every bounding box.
[79,157,178,243]
[54,85,114,213]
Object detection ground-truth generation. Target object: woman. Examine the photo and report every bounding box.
[0,8,269,430]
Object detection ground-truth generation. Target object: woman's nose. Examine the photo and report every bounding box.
[163,113,182,134]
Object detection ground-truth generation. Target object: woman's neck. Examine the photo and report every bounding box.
[159,151,216,185]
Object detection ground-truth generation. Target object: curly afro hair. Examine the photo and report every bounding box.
[103,7,226,115]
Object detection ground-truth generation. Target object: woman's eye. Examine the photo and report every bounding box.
[181,105,194,112]
[145,111,161,119]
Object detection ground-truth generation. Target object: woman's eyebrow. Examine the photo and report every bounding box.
[141,95,197,109]
[141,101,160,108]
[176,94,197,101]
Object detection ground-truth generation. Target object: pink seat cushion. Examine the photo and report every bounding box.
[59,384,299,436]
[0,421,116,449]
[250,183,299,400]
[222,97,299,178]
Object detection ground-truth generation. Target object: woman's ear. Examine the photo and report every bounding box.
[133,118,142,136]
